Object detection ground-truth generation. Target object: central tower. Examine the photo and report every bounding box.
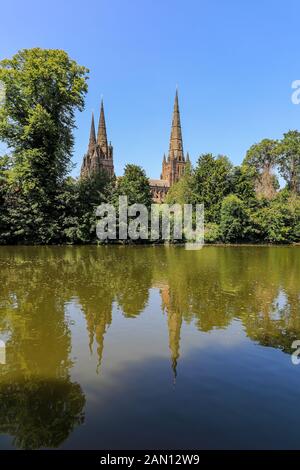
[161,90,189,186]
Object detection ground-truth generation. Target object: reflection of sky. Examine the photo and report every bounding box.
[64,288,300,449]
[68,288,248,386]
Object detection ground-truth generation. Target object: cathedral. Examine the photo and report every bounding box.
[80,91,189,202]
[80,100,114,179]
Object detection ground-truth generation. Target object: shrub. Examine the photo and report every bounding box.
[220,194,248,242]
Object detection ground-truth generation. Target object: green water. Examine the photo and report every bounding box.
[0,245,299,449]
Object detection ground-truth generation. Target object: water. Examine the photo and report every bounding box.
[0,245,299,449]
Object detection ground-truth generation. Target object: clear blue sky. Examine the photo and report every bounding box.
[1,0,300,178]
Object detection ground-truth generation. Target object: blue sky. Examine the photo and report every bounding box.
[1,0,300,178]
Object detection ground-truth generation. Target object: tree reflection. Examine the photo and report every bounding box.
[0,245,299,448]
[0,247,85,448]
[0,378,84,449]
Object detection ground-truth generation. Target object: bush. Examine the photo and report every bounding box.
[220,194,248,242]
[250,196,300,243]
[204,223,221,243]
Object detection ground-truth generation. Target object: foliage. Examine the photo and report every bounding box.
[277,130,300,194]
[165,161,195,205]
[249,193,300,243]
[244,138,278,173]
[60,172,111,244]
[220,194,249,242]
[193,154,233,223]
[230,164,257,205]
[204,223,221,243]
[0,156,10,243]
[0,48,88,191]
[112,164,152,208]
[0,48,89,244]
[243,139,279,199]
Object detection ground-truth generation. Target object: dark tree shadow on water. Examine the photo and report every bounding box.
[0,377,85,449]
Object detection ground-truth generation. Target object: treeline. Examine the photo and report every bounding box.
[0,48,299,245]
[166,140,300,243]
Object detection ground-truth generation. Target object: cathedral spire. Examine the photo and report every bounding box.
[168,89,184,161]
[167,307,182,384]
[88,112,96,153]
[160,285,182,383]
[81,99,114,179]
[97,99,108,151]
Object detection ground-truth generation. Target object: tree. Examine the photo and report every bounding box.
[277,130,300,194]
[0,48,88,190]
[204,223,222,243]
[113,164,152,208]
[244,139,278,199]
[165,161,195,205]
[193,154,232,223]
[0,155,10,243]
[220,194,248,242]
[231,164,257,205]
[60,172,111,244]
[0,48,89,243]
[247,189,300,243]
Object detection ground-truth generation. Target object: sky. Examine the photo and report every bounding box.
[1,0,300,178]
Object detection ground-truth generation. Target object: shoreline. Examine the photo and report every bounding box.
[0,242,299,248]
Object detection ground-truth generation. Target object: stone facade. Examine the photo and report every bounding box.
[80,100,114,179]
[149,179,170,203]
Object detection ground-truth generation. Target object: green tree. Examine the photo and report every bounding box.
[113,164,152,207]
[249,193,300,243]
[0,155,9,243]
[0,48,88,190]
[60,172,111,244]
[277,130,300,194]
[244,139,278,199]
[231,164,257,205]
[220,194,248,242]
[204,223,221,243]
[193,154,232,223]
[110,164,152,243]
[0,48,89,243]
[165,161,195,205]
